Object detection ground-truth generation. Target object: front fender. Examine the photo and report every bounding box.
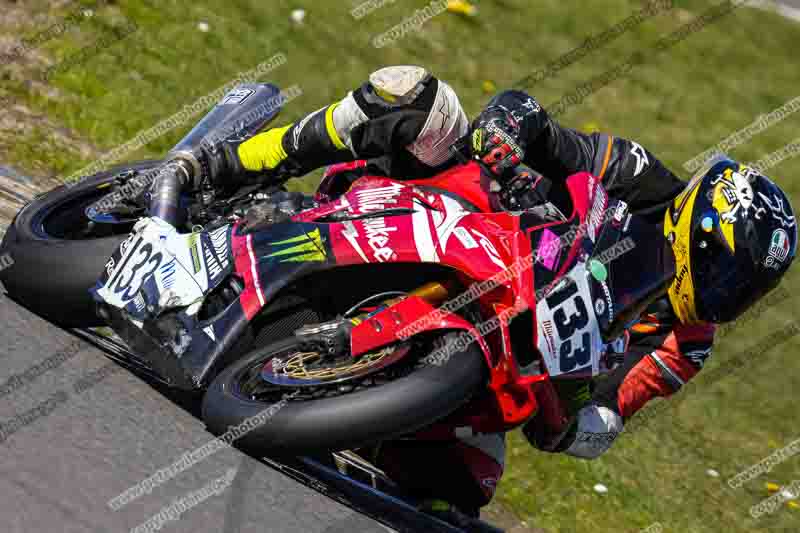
[349,295,493,368]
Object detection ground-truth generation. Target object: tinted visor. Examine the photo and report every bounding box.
[690,210,771,322]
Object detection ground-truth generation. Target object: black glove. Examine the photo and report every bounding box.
[199,138,246,185]
[470,105,526,178]
[498,169,549,211]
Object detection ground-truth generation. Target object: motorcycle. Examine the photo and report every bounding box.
[0,83,676,458]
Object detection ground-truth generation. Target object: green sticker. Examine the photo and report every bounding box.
[589,259,607,282]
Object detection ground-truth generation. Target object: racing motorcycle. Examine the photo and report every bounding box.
[0,83,676,458]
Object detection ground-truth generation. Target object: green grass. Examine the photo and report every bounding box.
[2,0,800,531]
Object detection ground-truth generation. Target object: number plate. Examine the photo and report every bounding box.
[96,233,165,309]
[535,262,604,377]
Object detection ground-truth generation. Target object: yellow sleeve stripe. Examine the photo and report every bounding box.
[325,102,347,150]
[238,124,292,171]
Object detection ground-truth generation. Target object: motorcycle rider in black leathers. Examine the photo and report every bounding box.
[197,65,798,520]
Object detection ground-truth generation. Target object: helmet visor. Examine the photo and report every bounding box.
[690,208,773,322]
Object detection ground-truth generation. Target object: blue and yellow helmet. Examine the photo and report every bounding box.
[664,157,797,323]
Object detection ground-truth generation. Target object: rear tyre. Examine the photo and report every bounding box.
[0,161,161,327]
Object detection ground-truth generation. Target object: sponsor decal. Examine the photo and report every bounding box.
[600,280,614,323]
[765,228,791,270]
[208,226,230,267]
[630,142,649,177]
[472,129,483,152]
[511,97,542,122]
[685,347,711,368]
[594,298,606,316]
[188,233,202,274]
[119,232,136,254]
[340,221,369,263]
[203,239,224,280]
[612,200,628,225]
[587,183,608,241]
[342,185,404,262]
[132,292,146,313]
[267,228,327,262]
[541,319,556,357]
[352,183,404,215]
[471,228,506,270]
[159,257,177,289]
[674,263,690,297]
[536,228,561,271]
[453,226,479,249]
[430,196,468,254]
[361,216,398,262]
[219,88,254,106]
[622,213,633,233]
[292,106,326,151]
[105,256,116,277]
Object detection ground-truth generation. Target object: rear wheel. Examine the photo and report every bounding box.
[0,161,161,327]
[202,332,487,455]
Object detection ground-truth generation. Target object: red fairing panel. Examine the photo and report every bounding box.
[349,295,493,367]
[302,176,521,284]
[230,229,266,320]
[406,161,494,213]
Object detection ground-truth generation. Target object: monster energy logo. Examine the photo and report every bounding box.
[267,228,326,262]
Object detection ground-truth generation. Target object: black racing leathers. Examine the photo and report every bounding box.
[485,90,715,429]
[484,89,687,225]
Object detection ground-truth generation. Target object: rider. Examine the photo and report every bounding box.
[198,65,798,518]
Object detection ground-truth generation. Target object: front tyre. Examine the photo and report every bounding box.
[202,333,487,455]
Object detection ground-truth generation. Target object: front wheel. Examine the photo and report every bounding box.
[201,332,487,455]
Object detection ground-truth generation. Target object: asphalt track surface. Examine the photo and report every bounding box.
[0,297,390,533]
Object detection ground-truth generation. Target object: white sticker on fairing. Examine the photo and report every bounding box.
[432,195,468,254]
[95,218,224,313]
[96,223,168,309]
[209,226,230,261]
[453,226,479,249]
[586,183,608,243]
[536,262,604,377]
[471,228,506,270]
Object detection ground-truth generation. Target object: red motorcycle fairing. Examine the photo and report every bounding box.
[314,160,495,213]
[227,164,605,433]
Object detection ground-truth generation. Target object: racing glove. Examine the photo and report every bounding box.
[496,168,555,211]
[197,124,301,188]
[470,105,526,178]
